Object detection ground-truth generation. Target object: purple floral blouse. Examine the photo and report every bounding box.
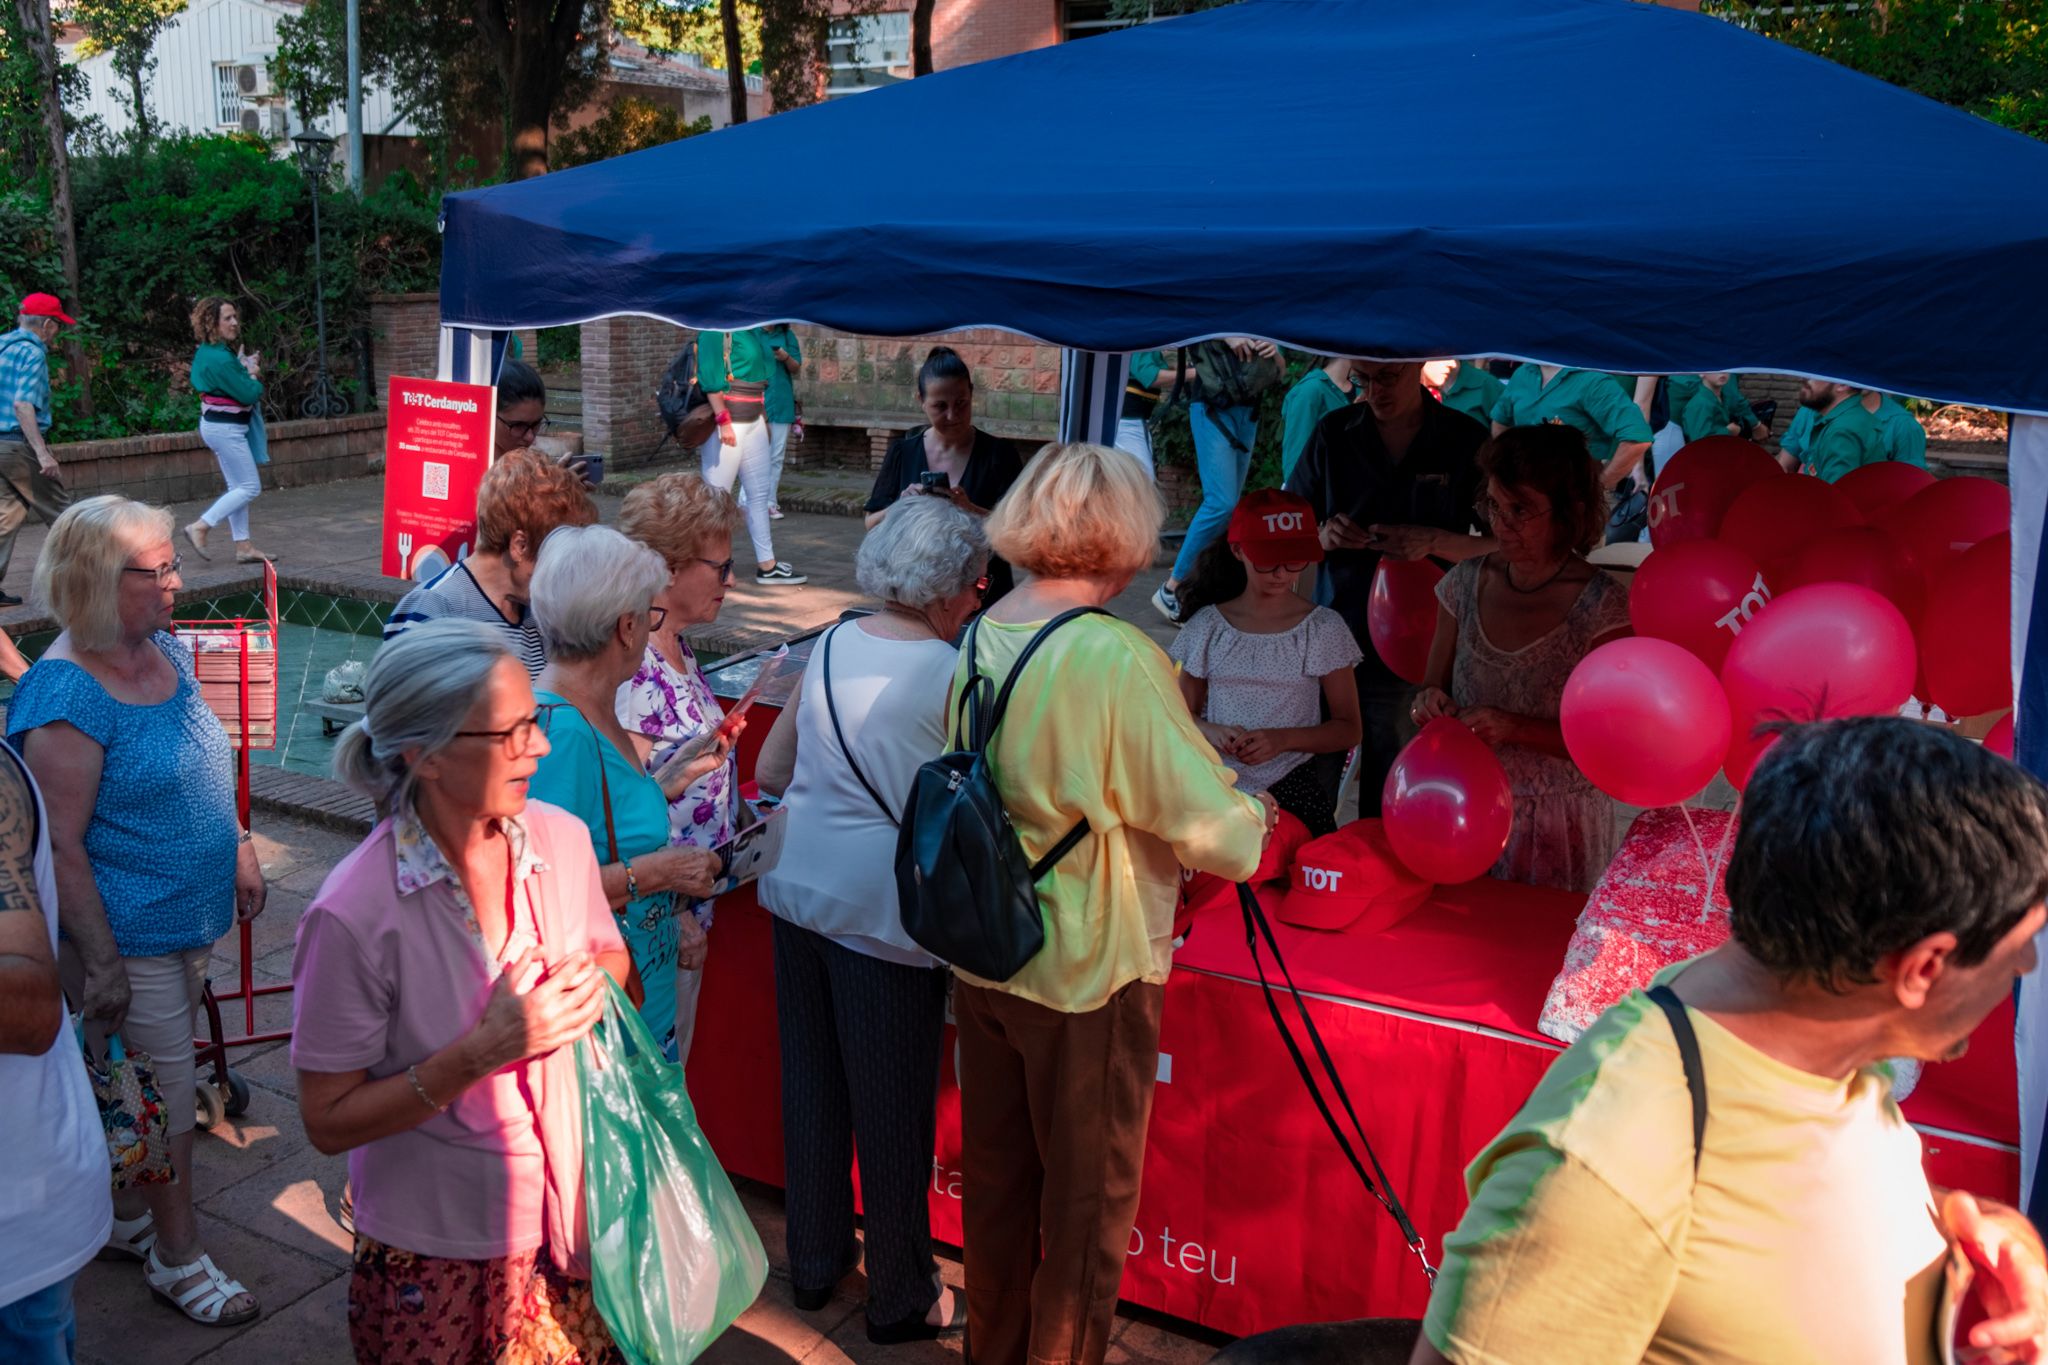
[614,637,740,928]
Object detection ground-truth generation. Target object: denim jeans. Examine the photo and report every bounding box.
[1169,401,1256,582]
[0,1274,77,1365]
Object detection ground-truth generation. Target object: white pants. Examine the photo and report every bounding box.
[1114,417,1155,476]
[698,419,776,566]
[198,420,262,540]
[674,960,705,1067]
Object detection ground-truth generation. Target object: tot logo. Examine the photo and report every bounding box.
[1261,510,1307,534]
[1646,481,1683,528]
[1714,573,1773,636]
[1299,865,1343,892]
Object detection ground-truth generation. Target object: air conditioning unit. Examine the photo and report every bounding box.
[238,103,287,138]
[233,63,276,99]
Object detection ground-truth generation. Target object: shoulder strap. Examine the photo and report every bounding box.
[547,702,621,865]
[821,624,897,826]
[971,607,1110,879]
[1646,984,1707,1176]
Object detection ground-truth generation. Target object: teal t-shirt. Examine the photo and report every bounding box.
[1437,363,1504,427]
[1489,365,1654,463]
[1281,368,1357,481]
[1800,397,1887,483]
[696,328,774,392]
[1667,374,1760,433]
[1779,404,1816,462]
[758,325,803,424]
[190,342,263,405]
[528,693,682,1056]
[1677,381,1734,444]
[1871,394,1929,469]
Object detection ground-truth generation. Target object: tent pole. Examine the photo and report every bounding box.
[2010,413,2048,1231]
[1059,349,1130,448]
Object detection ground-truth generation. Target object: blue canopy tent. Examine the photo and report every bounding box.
[437,0,2048,1214]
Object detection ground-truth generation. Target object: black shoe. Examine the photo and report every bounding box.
[866,1287,966,1344]
[792,1239,861,1312]
[0,591,21,607]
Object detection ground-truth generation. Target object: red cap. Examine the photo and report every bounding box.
[1173,810,1310,938]
[1277,820,1433,933]
[1226,489,1323,569]
[18,293,75,326]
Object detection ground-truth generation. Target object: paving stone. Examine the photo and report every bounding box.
[187,1273,353,1365]
[187,1077,314,1201]
[199,1141,352,1270]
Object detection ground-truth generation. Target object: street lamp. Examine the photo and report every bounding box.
[290,129,350,419]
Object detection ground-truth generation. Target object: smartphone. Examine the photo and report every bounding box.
[918,470,951,492]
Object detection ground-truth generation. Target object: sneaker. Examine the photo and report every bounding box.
[1150,582,1182,625]
[756,562,808,586]
[0,591,21,607]
[768,505,785,520]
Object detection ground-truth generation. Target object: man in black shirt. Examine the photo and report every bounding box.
[1285,361,1492,814]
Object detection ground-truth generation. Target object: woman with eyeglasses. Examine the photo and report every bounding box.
[749,496,991,1343]
[297,619,639,1364]
[1167,489,1363,837]
[614,473,751,1064]
[525,524,721,1059]
[10,495,266,1326]
[1411,424,1632,891]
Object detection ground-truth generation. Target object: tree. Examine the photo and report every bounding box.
[553,94,710,165]
[9,0,87,411]
[911,0,932,76]
[721,0,746,123]
[71,0,182,142]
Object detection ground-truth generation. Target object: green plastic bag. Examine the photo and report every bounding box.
[579,978,768,1364]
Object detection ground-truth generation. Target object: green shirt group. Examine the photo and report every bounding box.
[1489,365,1654,464]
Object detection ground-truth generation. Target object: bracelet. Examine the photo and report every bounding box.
[407,1064,446,1113]
[237,828,254,845]
[715,410,732,426]
[624,859,640,901]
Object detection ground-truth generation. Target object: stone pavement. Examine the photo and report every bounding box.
[0,463,1184,657]
[70,815,1225,1365]
[46,465,1212,1363]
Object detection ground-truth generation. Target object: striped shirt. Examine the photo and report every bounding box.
[0,328,51,435]
[383,561,546,678]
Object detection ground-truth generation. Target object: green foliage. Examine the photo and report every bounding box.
[1710,1,2048,140]
[0,134,439,441]
[273,0,491,165]
[536,325,582,366]
[70,0,183,140]
[553,96,712,167]
[623,0,762,68]
[0,0,89,188]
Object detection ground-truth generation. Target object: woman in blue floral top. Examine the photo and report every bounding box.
[615,474,750,1064]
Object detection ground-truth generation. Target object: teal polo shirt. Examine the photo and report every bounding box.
[1800,396,1887,483]
[1779,404,1816,463]
[1489,365,1654,463]
[1437,363,1503,427]
[1870,394,1929,469]
[1667,374,1759,432]
[758,325,803,424]
[1676,381,1734,444]
[1280,368,1358,482]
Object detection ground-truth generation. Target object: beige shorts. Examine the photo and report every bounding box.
[66,945,211,1139]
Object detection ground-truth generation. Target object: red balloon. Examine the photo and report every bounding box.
[1875,476,2009,575]
[1629,539,1772,672]
[1779,526,1925,623]
[1834,461,1935,520]
[1367,558,1447,685]
[1562,638,1732,807]
[1720,583,1917,790]
[1717,474,1862,583]
[1382,718,1514,883]
[1647,436,1783,548]
[1920,531,2012,717]
[1986,713,2015,760]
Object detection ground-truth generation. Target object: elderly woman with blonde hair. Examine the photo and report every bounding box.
[526,524,722,1060]
[614,472,750,1064]
[9,495,266,1326]
[949,443,1274,1365]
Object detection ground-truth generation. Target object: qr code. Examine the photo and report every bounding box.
[422,462,450,500]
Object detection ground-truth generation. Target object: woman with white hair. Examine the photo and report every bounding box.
[10,494,265,1327]
[526,524,722,1057]
[751,497,989,1343]
[292,619,638,1364]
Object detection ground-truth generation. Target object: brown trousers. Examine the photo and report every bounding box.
[0,439,69,582]
[954,978,1164,1365]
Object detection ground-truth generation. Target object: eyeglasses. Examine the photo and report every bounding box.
[122,554,183,585]
[692,556,736,582]
[645,605,668,631]
[499,414,551,439]
[1476,494,1553,528]
[1251,560,1309,574]
[454,708,548,756]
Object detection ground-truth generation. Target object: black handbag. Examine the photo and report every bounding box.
[893,608,1105,979]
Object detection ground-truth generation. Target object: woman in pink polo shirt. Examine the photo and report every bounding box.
[290,619,642,1364]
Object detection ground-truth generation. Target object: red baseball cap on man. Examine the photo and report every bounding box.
[1277,820,1433,933]
[18,293,76,326]
[1226,489,1323,569]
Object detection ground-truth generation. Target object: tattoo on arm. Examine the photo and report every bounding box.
[0,760,39,918]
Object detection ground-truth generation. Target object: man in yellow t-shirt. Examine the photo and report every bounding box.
[1415,717,2048,1365]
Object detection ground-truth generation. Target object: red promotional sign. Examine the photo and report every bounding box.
[382,376,495,580]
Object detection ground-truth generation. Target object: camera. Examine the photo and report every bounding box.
[918,471,951,492]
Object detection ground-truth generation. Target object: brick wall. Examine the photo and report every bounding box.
[934,0,1060,70]
[786,325,1062,458]
[368,293,538,397]
[52,413,387,505]
[581,316,691,469]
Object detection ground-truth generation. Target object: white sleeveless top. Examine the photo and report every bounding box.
[0,741,113,1304]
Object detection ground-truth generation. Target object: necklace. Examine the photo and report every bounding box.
[1502,555,1572,595]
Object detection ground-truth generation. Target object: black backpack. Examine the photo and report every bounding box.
[655,346,710,443]
[894,607,1106,980]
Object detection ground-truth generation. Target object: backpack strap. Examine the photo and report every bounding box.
[1646,983,1708,1176]
[972,606,1111,880]
[821,624,898,826]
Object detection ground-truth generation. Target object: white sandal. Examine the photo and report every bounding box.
[100,1210,156,1262]
[145,1245,259,1327]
